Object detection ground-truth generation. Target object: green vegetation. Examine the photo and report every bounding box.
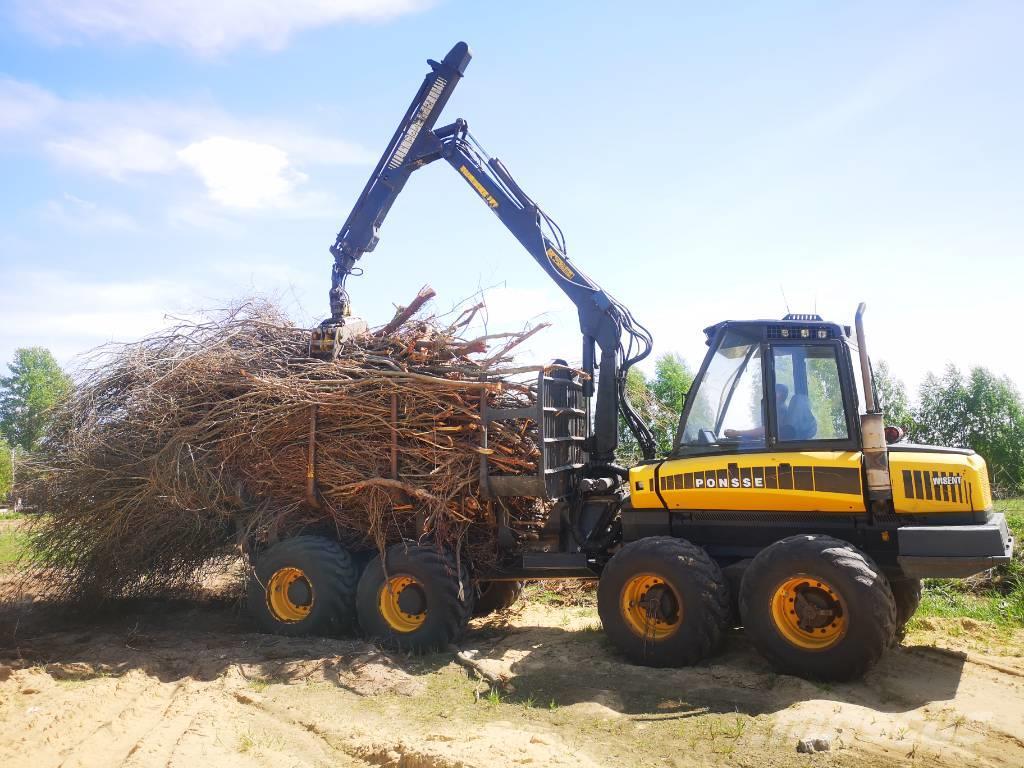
[0,524,28,565]
[618,353,694,462]
[0,347,73,452]
[914,498,1024,627]
[878,363,1024,495]
[0,437,11,500]
[236,729,283,755]
[0,347,72,501]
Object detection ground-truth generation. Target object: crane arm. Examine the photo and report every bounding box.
[327,42,471,320]
[436,121,655,463]
[322,42,656,464]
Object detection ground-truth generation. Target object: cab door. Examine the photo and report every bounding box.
[650,329,865,514]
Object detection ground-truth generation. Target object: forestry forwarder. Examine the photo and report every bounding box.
[248,42,1014,681]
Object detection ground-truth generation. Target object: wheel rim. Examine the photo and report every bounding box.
[266,566,314,622]
[770,575,847,650]
[620,573,683,640]
[379,574,428,633]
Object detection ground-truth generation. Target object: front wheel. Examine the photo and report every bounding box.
[597,537,730,668]
[357,543,474,653]
[739,535,897,681]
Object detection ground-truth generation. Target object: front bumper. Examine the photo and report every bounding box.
[897,512,1015,578]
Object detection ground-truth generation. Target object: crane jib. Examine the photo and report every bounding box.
[321,41,657,463]
[388,77,448,170]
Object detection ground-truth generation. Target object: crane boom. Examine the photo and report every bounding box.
[322,42,656,465]
[327,42,472,319]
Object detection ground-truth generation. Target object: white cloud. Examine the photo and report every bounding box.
[46,129,180,178]
[13,0,431,54]
[264,130,373,167]
[41,193,137,231]
[0,78,57,131]
[0,77,372,212]
[178,136,307,209]
[0,270,196,368]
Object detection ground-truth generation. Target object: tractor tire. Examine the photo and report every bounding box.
[597,537,730,668]
[890,577,923,641]
[357,543,474,653]
[739,535,897,681]
[247,535,358,637]
[473,581,524,617]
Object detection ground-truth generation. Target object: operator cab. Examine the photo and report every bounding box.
[674,314,860,457]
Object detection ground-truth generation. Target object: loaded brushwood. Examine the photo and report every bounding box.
[23,289,555,601]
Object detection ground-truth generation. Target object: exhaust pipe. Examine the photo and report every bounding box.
[854,303,891,501]
[855,303,878,413]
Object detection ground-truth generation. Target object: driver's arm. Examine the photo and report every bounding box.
[723,425,765,440]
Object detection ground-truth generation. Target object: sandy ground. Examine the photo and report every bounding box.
[1,574,1023,768]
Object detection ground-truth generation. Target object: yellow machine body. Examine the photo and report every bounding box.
[629,449,992,516]
[630,451,866,513]
[889,450,992,515]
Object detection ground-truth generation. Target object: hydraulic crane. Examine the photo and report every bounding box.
[312,41,655,467]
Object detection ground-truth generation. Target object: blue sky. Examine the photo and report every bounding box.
[1,1,1022,396]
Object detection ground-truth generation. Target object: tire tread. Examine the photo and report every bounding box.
[739,534,897,681]
[598,536,729,667]
[248,535,358,636]
[357,543,473,652]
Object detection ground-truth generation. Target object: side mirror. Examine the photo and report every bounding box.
[884,425,906,444]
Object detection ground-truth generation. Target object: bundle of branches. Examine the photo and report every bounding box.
[22,288,557,602]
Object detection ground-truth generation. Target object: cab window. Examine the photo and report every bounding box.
[772,345,848,442]
[678,329,765,451]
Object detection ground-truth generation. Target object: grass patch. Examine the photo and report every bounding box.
[0,526,28,564]
[0,509,26,521]
[522,580,596,608]
[914,498,1024,627]
[237,729,283,754]
[916,588,1023,626]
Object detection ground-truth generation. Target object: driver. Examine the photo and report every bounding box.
[724,383,789,440]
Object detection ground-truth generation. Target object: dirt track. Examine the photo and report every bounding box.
[1,582,1023,768]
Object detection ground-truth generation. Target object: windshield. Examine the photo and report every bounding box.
[678,328,765,449]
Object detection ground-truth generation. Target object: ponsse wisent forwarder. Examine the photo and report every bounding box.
[247,42,1013,681]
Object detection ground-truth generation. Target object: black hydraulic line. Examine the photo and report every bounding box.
[439,127,656,461]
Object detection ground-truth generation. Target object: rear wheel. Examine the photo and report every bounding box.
[247,535,358,637]
[473,581,524,616]
[890,577,922,640]
[597,537,729,667]
[739,535,897,681]
[357,543,474,652]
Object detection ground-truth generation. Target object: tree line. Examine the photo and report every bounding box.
[874,361,1024,495]
[0,348,72,502]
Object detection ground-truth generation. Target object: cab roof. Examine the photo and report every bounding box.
[702,314,851,346]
